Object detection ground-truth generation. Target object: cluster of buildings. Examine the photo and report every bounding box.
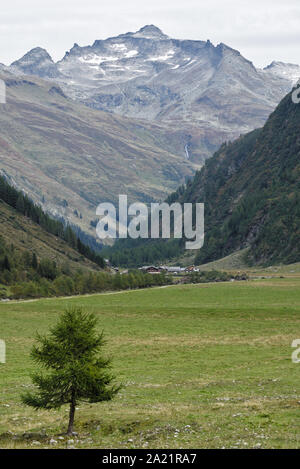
[105,258,200,275]
[139,265,199,275]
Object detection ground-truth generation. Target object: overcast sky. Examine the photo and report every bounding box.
[1,0,299,68]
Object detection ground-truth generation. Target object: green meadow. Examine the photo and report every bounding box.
[0,278,299,449]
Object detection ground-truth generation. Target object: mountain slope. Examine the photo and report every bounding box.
[0,173,105,268]
[0,198,100,274]
[11,47,60,78]
[177,89,300,265]
[10,26,300,162]
[106,87,300,267]
[0,70,198,236]
[0,184,170,299]
[264,61,300,85]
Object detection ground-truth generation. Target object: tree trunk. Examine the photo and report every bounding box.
[67,391,76,435]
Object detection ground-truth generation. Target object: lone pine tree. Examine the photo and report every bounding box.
[22,307,121,435]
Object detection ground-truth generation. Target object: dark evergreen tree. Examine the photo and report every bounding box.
[3,255,11,271]
[31,252,38,270]
[21,308,121,435]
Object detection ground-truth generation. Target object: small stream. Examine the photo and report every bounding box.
[184,144,190,160]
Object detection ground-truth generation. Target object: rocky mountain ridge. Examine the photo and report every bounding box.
[9,25,300,162]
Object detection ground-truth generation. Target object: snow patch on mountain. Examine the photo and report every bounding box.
[79,54,119,65]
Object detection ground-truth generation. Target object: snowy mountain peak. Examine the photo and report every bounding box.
[264,61,300,85]
[10,47,59,78]
[11,47,53,65]
[128,25,168,39]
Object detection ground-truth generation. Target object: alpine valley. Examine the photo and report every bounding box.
[1,25,300,244]
[106,87,300,267]
[1,17,300,452]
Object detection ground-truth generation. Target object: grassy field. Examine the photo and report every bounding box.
[0,277,299,449]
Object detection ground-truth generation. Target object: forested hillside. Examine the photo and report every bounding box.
[0,176,172,298]
[0,175,105,267]
[106,88,300,267]
[0,176,107,298]
[177,89,300,265]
